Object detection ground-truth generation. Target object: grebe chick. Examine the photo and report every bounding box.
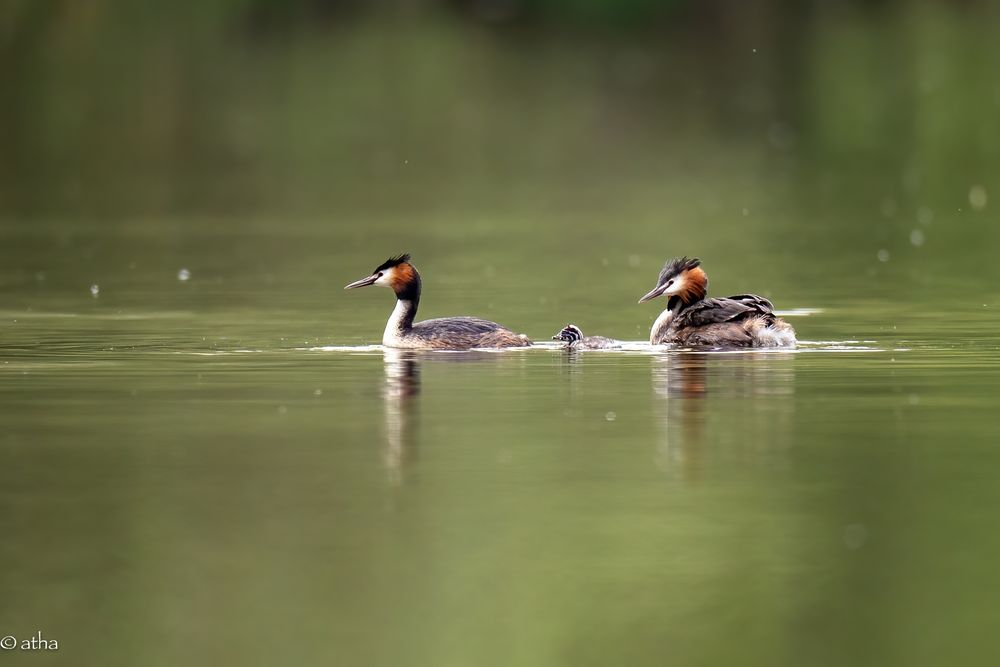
[552,324,621,350]
[638,257,796,348]
[344,253,531,350]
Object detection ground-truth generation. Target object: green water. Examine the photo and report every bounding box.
[4,230,1000,665]
[4,4,1000,666]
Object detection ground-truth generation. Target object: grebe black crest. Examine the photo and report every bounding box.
[638,256,796,348]
[344,253,532,350]
[552,324,621,350]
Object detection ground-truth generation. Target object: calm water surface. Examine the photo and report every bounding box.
[3,229,1000,665]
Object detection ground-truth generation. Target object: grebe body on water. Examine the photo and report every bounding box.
[344,254,531,350]
[552,324,621,350]
[639,257,795,348]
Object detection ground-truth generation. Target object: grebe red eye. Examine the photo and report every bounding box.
[377,272,384,278]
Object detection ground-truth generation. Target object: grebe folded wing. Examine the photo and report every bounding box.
[411,317,528,349]
[724,294,775,312]
[675,295,773,328]
[413,316,514,337]
[672,294,792,347]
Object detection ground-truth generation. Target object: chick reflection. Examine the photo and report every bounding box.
[382,348,421,484]
[653,352,795,479]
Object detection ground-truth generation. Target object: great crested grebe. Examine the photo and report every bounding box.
[552,324,621,350]
[344,254,531,350]
[638,257,796,347]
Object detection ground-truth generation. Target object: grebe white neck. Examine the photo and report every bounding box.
[383,299,416,347]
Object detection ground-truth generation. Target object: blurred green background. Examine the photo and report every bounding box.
[3,0,999,311]
[2,1,1000,666]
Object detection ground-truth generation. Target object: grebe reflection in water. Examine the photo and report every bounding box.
[382,348,421,485]
[652,352,795,479]
[380,348,517,484]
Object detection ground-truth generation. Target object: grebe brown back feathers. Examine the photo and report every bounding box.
[344,254,531,350]
[638,257,795,348]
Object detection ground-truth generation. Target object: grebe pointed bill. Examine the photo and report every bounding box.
[344,253,532,350]
[638,256,796,348]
